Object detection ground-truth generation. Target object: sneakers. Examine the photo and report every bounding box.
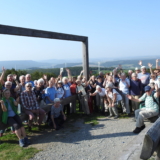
[24,137,31,145]
[19,139,25,147]
[133,127,142,134]
[133,125,146,134]
[140,125,145,130]
[114,115,119,119]
[108,115,113,118]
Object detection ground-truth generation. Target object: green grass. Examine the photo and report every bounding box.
[0,102,129,160]
[84,113,105,125]
[0,128,39,160]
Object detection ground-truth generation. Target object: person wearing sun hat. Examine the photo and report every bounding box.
[135,67,140,74]
[127,85,159,134]
[137,66,150,94]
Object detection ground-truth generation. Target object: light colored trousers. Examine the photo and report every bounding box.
[135,108,159,127]
[80,95,90,114]
[131,95,140,111]
[121,93,130,114]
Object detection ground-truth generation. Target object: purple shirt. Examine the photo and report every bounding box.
[129,79,142,96]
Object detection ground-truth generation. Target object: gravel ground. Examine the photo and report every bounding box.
[30,117,150,160]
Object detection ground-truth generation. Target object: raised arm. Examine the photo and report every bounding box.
[43,74,48,88]
[155,83,160,98]
[138,60,143,67]
[156,59,160,69]
[148,63,153,75]
[66,68,72,82]
[79,70,84,79]
[0,67,6,85]
[13,74,20,92]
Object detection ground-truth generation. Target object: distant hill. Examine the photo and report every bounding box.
[0,57,159,71]
[101,59,159,69]
[0,60,52,70]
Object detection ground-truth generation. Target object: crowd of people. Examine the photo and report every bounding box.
[0,59,160,147]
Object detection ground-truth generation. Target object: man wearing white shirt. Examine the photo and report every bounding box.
[119,73,130,115]
[90,85,106,113]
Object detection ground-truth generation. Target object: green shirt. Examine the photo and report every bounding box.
[139,93,159,112]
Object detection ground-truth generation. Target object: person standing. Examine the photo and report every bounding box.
[119,73,131,115]
[129,73,142,111]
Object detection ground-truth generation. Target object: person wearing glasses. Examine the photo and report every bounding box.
[20,83,45,131]
[127,85,159,134]
[0,89,30,147]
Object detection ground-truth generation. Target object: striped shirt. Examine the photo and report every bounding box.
[20,90,39,110]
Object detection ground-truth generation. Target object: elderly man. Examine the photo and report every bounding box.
[127,85,159,133]
[90,85,107,113]
[137,66,150,93]
[25,74,34,87]
[119,73,130,115]
[135,67,140,74]
[20,82,45,130]
[129,73,142,111]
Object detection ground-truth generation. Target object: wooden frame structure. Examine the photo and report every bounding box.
[0,24,89,79]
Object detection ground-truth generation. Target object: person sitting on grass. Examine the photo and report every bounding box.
[51,98,66,130]
[127,85,159,134]
[0,89,30,147]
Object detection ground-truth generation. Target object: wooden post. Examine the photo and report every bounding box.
[82,38,89,80]
[140,117,160,159]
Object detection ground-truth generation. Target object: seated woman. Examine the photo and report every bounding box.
[51,98,66,130]
[0,89,30,147]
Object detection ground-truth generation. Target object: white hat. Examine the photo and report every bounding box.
[141,66,146,69]
[54,98,60,103]
[131,73,137,77]
[58,81,62,84]
[135,67,139,70]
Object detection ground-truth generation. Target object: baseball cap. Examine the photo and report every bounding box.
[144,86,151,92]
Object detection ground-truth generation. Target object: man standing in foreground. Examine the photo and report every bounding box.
[127,85,159,134]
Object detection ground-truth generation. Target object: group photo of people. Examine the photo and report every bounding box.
[0,59,160,147]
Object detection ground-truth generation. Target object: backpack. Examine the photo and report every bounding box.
[139,92,160,110]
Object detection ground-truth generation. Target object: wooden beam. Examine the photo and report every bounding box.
[0,24,87,42]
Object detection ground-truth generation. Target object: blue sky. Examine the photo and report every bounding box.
[0,0,160,61]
